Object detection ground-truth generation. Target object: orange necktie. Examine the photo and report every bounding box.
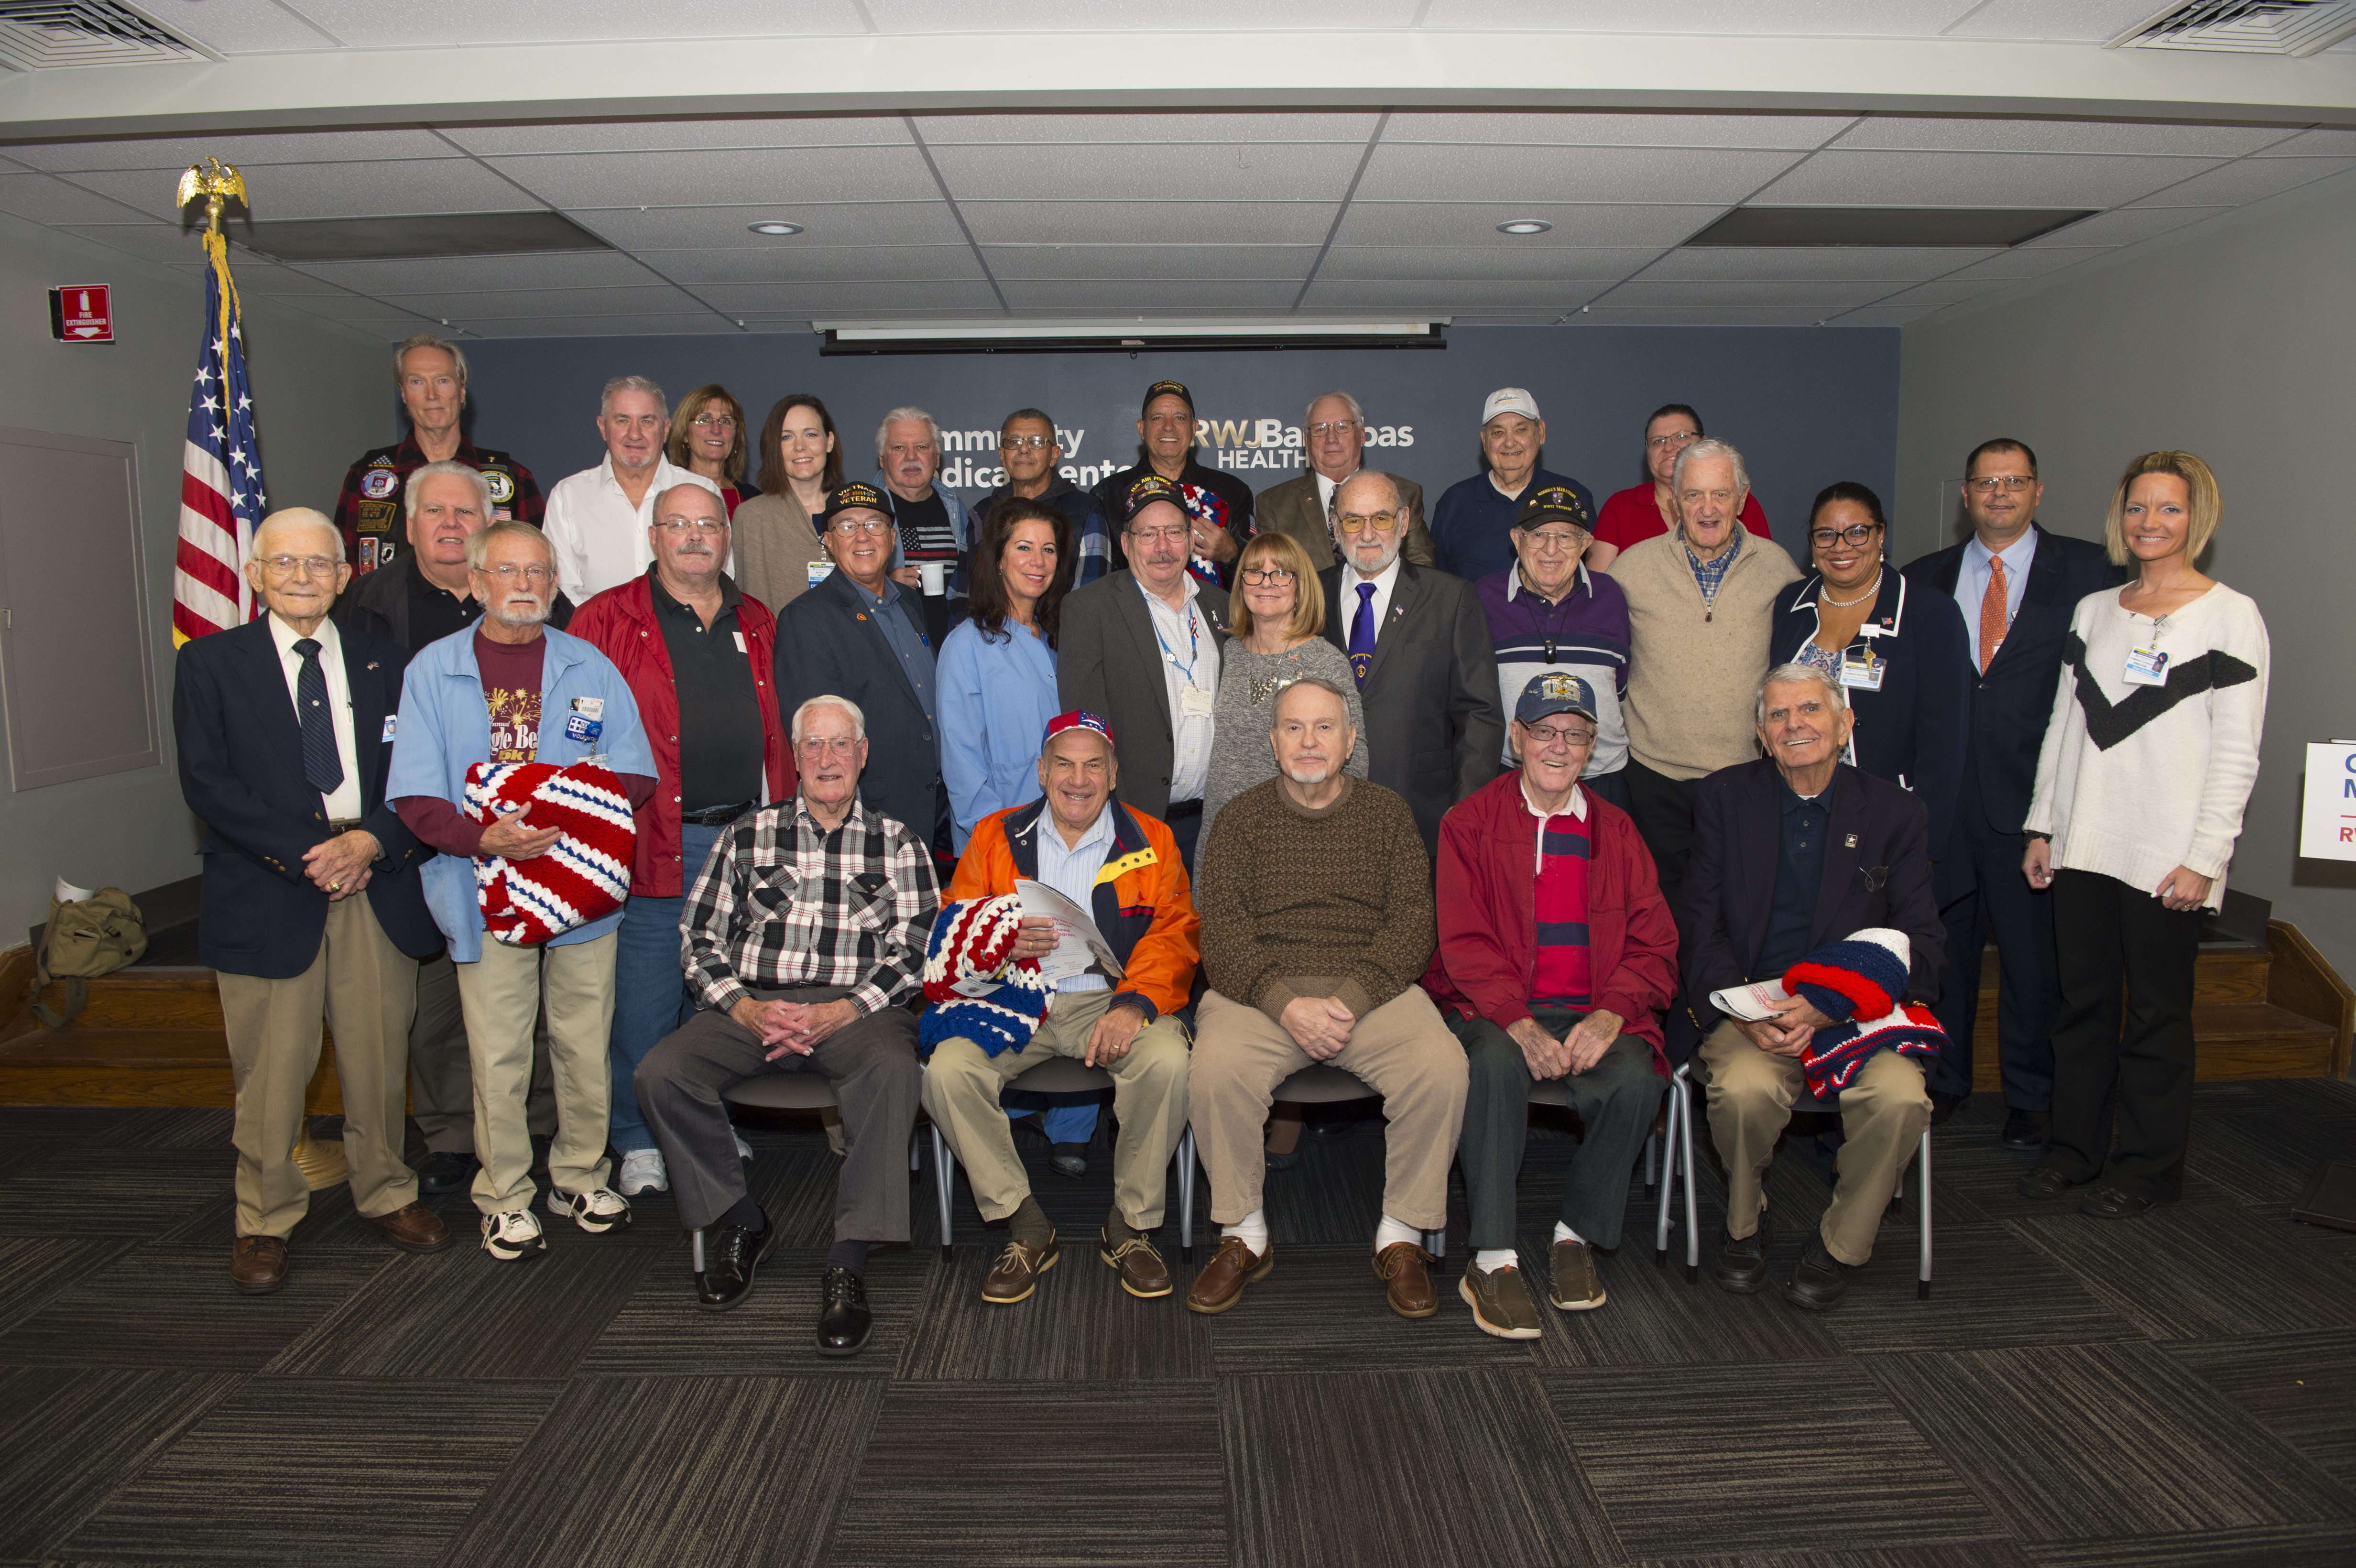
[1979,555,2008,674]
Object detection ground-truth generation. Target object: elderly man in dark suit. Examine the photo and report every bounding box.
[1675,662,1943,1311]
[1901,437,2124,1143]
[774,481,946,858]
[1254,390,1433,572]
[174,507,451,1295]
[1058,474,1231,871]
[1319,469,1504,855]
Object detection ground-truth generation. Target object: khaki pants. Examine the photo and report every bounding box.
[1697,1019,1930,1266]
[920,988,1190,1231]
[218,895,419,1238]
[408,953,557,1152]
[454,932,617,1214]
[1191,986,1466,1231]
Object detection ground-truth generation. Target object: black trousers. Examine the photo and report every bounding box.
[1624,758,1700,911]
[1928,794,2061,1109]
[2044,869,2203,1204]
[1449,1012,1662,1251]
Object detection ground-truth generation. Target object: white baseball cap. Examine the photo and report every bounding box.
[1482,387,1542,425]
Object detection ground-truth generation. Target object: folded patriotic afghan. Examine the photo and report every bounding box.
[918,895,1052,1059]
[1781,927,1946,1099]
[463,761,635,947]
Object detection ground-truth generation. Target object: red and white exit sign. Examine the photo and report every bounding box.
[48,285,112,343]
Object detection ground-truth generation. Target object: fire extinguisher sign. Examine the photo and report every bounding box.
[49,284,113,343]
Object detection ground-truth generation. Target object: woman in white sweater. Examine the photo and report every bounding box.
[2018,450,2268,1219]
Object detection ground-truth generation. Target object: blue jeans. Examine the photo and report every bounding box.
[608,821,721,1155]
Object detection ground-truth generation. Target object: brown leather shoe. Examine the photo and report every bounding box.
[1374,1241,1439,1318]
[1100,1229,1174,1298]
[1548,1239,1606,1311]
[1186,1234,1274,1314]
[982,1232,1059,1304]
[230,1234,288,1295]
[363,1201,453,1253]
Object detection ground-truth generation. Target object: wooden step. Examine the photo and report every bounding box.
[0,1024,347,1111]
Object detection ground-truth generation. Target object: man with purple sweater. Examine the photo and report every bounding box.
[1477,486,1633,809]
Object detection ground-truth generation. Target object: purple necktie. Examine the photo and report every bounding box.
[1348,582,1376,688]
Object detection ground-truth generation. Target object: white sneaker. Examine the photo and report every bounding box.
[733,1130,755,1163]
[616,1148,667,1195]
[547,1185,633,1234]
[480,1208,545,1261]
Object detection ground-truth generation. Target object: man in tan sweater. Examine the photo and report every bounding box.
[1187,677,1467,1321]
[1611,437,1800,904]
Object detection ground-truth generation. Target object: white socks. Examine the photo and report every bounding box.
[1474,1249,1517,1272]
[1553,1222,1585,1245]
[1374,1215,1424,1253]
[1222,1209,1270,1256]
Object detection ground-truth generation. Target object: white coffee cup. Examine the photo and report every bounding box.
[919,561,948,596]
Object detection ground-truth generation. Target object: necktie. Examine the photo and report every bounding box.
[1978,555,2008,674]
[294,638,344,796]
[1347,583,1377,688]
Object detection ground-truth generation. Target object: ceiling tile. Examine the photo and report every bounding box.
[373,285,715,320]
[1600,279,1897,308]
[1333,203,1715,247]
[2128,156,2356,207]
[1637,245,2003,281]
[1382,112,1854,149]
[201,261,365,298]
[53,220,231,265]
[291,251,664,294]
[1941,245,2113,280]
[1829,305,1942,326]
[637,246,987,284]
[0,174,154,225]
[927,141,1366,203]
[1297,282,1611,311]
[72,158,529,221]
[916,113,1382,144]
[1752,149,2227,207]
[484,146,941,208]
[995,281,1305,309]
[2258,129,2356,157]
[1318,245,1665,280]
[440,118,913,155]
[1866,278,2008,307]
[2019,206,2228,246]
[869,0,1421,28]
[447,314,753,338]
[9,130,461,173]
[959,201,1339,245]
[567,203,966,248]
[981,245,1316,281]
[280,0,866,47]
[1415,0,1980,35]
[1937,0,2177,43]
[689,281,1003,313]
[1571,307,1841,326]
[1827,117,2291,157]
[132,0,338,52]
[1355,143,1801,204]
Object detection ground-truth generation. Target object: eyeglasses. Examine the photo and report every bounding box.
[1239,566,1298,586]
[1335,511,1400,536]
[1967,475,2036,494]
[1808,523,1882,548]
[259,555,338,578]
[1308,420,1361,439]
[795,736,861,756]
[1128,523,1191,546]
[999,435,1054,451]
[1520,529,1587,554]
[657,518,728,536]
[690,414,736,430]
[480,563,553,584]
[830,517,894,536]
[1523,723,1595,748]
[1647,429,1701,451]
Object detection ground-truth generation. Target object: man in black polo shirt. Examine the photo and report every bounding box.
[1092,379,1254,589]
[570,482,794,1198]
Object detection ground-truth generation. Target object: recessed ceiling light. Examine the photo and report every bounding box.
[747,221,803,236]
[1497,219,1552,236]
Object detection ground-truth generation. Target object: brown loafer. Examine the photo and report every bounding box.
[1374,1241,1439,1318]
[1548,1239,1606,1311]
[362,1201,453,1253]
[982,1232,1059,1304]
[230,1234,288,1295]
[1100,1229,1174,1299]
[1460,1261,1543,1339]
[1186,1234,1274,1314]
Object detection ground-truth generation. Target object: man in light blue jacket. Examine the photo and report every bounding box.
[387,520,656,1262]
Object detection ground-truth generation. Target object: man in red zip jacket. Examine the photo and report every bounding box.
[1423,672,1679,1339]
[569,482,795,1198]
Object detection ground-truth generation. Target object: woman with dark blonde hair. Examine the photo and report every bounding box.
[732,393,841,615]
[2018,450,2269,1219]
[665,383,753,515]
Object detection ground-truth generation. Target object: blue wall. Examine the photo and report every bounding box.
[438,324,1898,558]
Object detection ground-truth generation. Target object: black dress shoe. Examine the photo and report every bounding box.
[1927,1090,1964,1128]
[1049,1143,1089,1180]
[415,1150,477,1195]
[2080,1184,2154,1219]
[694,1211,777,1311]
[1780,1234,1852,1312]
[2000,1109,2051,1150]
[816,1266,873,1357]
[1713,1216,1771,1294]
[2016,1164,2078,1201]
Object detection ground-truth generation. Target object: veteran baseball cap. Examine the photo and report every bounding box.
[1517,484,1592,532]
[1482,387,1543,425]
[1516,672,1599,726]
[1141,379,1194,417]
[1124,473,1186,519]
[821,480,890,525]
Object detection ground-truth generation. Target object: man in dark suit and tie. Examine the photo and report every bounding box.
[1674,663,1942,1310]
[1902,438,2124,1145]
[1319,470,1504,855]
[174,508,451,1295]
[1253,390,1433,572]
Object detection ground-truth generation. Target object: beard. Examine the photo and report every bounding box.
[489,596,549,628]
[1281,759,1332,784]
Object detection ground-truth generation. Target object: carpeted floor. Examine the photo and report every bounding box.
[2,1079,2354,1568]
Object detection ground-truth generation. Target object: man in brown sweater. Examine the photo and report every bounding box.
[1187,676,1468,1319]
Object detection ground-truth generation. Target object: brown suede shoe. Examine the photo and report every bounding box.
[230,1234,288,1295]
[982,1232,1059,1304]
[1459,1261,1542,1339]
[1185,1235,1274,1314]
[362,1202,453,1253]
[1374,1241,1439,1318]
[1100,1230,1174,1299]
[1548,1239,1606,1311]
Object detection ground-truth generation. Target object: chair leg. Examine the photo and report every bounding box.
[1654,1083,1678,1267]
[1643,1129,1658,1199]
[1424,1227,1445,1261]
[1680,1071,1701,1283]
[1178,1125,1197,1263]
[1918,1127,1933,1300]
[691,1229,705,1274]
[932,1124,955,1254]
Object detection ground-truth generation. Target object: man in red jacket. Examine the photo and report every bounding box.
[1424,672,1679,1339]
[569,482,795,1198]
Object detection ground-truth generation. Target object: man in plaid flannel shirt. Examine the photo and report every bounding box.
[635,694,938,1356]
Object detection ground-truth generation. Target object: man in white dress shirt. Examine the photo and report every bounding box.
[543,376,723,599]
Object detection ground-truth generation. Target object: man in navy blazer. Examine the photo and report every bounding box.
[174,508,450,1295]
[1902,438,2125,1146]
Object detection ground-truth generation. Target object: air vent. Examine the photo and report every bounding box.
[2109,1,2356,55]
[235,211,613,263]
[1686,207,2098,248]
[0,2,217,70]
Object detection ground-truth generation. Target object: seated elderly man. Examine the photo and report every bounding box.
[1188,677,1466,1318]
[634,696,935,1356]
[1424,674,1679,1338]
[1677,663,1943,1310]
[921,712,1197,1306]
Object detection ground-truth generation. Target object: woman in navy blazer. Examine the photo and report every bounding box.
[1770,482,1973,864]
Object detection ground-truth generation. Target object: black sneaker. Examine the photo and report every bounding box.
[1049,1143,1089,1180]
[1780,1233,1853,1312]
[817,1267,873,1357]
[1713,1215,1771,1294]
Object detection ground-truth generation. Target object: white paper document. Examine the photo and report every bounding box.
[1709,979,1792,1022]
[1015,879,1125,982]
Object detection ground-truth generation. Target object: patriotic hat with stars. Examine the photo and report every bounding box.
[1042,710,1116,753]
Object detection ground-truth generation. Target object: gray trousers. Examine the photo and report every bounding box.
[409,952,556,1153]
[1451,1010,1663,1251]
[635,984,920,1239]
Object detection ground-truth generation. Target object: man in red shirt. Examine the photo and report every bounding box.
[1589,404,1770,571]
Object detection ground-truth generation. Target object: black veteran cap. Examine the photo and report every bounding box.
[821,480,891,526]
[1140,379,1194,417]
[1516,484,1592,532]
[1124,473,1186,520]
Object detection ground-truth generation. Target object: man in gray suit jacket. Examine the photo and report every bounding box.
[1255,390,1433,572]
[1320,470,1504,856]
[1058,474,1231,871]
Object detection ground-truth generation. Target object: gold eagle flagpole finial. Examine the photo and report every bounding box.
[175,156,247,238]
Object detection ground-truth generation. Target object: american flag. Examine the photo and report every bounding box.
[170,231,266,645]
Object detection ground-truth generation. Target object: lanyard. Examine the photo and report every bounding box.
[1152,600,1202,685]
